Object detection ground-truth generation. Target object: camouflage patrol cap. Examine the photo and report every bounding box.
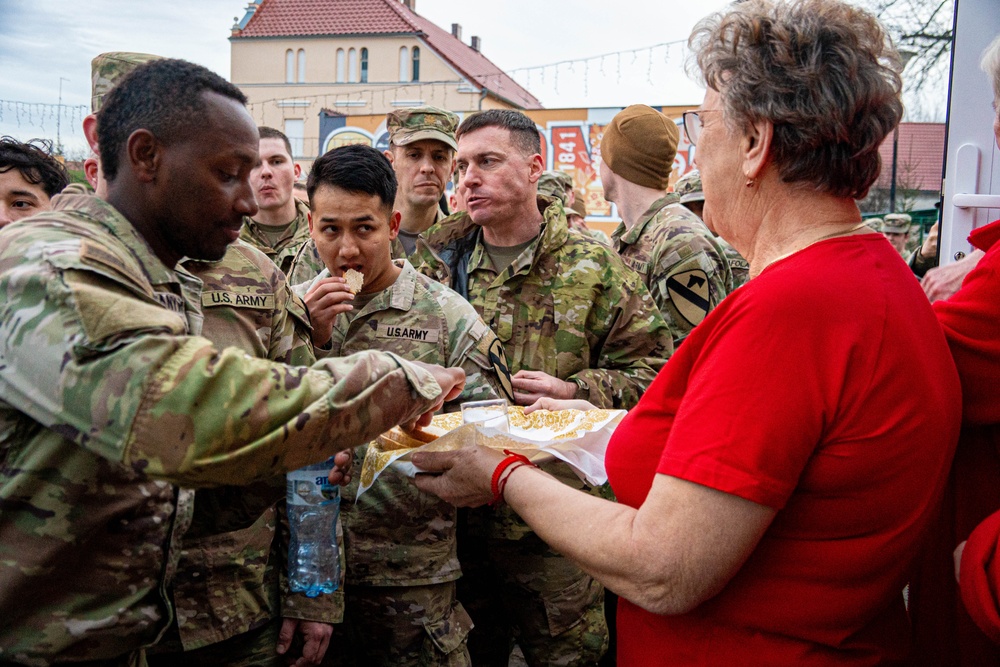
[674,169,704,204]
[386,105,459,151]
[865,217,883,232]
[882,213,912,234]
[537,170,573,203]
[91,52,163,113]
[568,198,588,219]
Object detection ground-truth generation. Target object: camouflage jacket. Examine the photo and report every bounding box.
[298,260,510,586]
[612,194,733,345]
[239,198,312,275]
[165,241,338,652]
[413,197,671,410]
[0,195,442,664]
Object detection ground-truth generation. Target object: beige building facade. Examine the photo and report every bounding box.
[230,0,541,167]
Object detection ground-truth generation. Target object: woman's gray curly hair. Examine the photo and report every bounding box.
[688,0,903,200]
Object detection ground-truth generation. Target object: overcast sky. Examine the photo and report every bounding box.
[0,0,942,156]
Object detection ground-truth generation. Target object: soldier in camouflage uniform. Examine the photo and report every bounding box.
[385,105,459,258]
[239,127,313,274]
[293,144,513,666]
[536,170,573,205]
[600,106,732,347]
[411,110,671,667]
[76,52,344,667]
[675,169,750,289]
[0,58,459,667]
[286,107,459,284]
[147,241,346,667]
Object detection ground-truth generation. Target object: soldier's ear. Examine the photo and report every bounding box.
[127,129,160,184]
[388,210,401,240]
[527,153,545,184]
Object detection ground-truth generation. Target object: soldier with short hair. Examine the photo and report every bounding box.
[412,108,671,667]
[675,168,749,288]
[239,126,312,274]
[295,144,511,667]
[79,53,342,666]
[287,106,460,286]
[603,105,732,346]
[0,57,463,666]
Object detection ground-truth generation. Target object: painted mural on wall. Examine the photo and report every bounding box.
[317,107,696,221]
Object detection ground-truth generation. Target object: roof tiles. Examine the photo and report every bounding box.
[233,0,542,108]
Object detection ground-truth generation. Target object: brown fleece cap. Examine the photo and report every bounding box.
[602,104,679,190]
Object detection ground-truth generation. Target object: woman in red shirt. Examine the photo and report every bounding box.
[413,1,961,663]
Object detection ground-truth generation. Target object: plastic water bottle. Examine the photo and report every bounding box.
[286,457,340,597]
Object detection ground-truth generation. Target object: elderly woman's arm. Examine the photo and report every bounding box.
[413,447,774,615]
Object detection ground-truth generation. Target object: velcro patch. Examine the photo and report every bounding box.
[666,269,710,326]
[202,291,276,310]
[375,324,439,343]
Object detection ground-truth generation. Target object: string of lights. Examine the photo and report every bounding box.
[1,39,691,144]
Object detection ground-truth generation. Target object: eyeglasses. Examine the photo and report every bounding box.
[682,109,722,147]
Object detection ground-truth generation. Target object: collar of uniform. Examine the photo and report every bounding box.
[243,198,311,246]
[614,192,678,248]
[468,195,567,278]
[51,193,182,289]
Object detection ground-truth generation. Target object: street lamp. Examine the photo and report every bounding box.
[56,77,69,157]
[888,50,917,213]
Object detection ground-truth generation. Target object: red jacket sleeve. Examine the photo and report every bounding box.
[961,509,1000,643]
[933,245,1000,425]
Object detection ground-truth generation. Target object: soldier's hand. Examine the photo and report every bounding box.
[524,397,598,414]
[277,618,333,666]
[407,362,465,429]
[511,370,578,406]
[921,249,983,302]
[327,449,353,486]
[304,277,355,347]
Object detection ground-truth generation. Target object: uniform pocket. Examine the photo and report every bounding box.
[423,599,474,654]
[541,574,602,637]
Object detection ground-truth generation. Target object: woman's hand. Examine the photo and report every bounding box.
[523,397,598,414]
[411,446,506,507]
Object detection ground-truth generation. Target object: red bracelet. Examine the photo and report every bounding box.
[489,450,536,507]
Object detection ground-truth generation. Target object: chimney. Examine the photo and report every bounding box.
[451,23,462,40]
[401,0,414,10]
[471,35,481,52]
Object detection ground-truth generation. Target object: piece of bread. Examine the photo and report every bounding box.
[381,426,438,451]
[344,269,364,293]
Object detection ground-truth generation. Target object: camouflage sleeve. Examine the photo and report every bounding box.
[648,237,732,345]
[569,270,672,409]
[271,286,316,367]
[0,257,442,488]
[440,296,511,410]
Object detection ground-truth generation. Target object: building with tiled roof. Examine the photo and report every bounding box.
[230,0,542,166]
